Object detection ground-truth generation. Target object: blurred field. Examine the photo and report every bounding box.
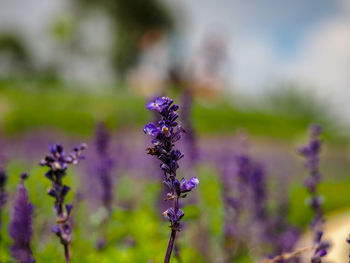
[0,80,350,262]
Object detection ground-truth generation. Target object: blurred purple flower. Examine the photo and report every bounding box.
[219,139,300,261]
[180,90,199,163]
[144,96,199,263]
[299,124,329,262]
[9,173,35,263]
[94,122,116,249]
[95,122,115,213]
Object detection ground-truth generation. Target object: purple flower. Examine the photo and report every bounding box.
[40,143,86,263]
[143,123,159,137]
[146,97,172,112]
[180,177,199,193]
[299,124,329,262]
[9,174,35,263]
[144,96,199,263]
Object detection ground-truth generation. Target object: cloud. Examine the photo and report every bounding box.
[226,0,350,121]
[231,37,282,94]
[284,2,350,120]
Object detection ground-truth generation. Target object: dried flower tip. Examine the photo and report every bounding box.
[146,147,157,155]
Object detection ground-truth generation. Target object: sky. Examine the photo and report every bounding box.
[172,0,350,120]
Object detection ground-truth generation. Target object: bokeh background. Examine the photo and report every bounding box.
[0,0,350,262]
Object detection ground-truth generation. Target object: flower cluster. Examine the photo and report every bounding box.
[40,143,86,262]
[9,173,35,263]
[144,96,199,262]
[299,124,329,262]
[219,139,300,262]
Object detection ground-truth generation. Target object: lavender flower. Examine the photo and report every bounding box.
[95,122,115,214]
[39,143,86,263]
[144,96,199,263]
[299,124,329,263]
[9,173,35,263]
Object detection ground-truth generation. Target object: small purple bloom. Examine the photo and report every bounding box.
[143,122,159,137]
[146,97,172,112]
[65,204,73,215]
[52,225,61,237]
[180,177,199,193]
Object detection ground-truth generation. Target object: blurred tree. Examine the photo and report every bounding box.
[0,33,31,76]
[72,0,174,77]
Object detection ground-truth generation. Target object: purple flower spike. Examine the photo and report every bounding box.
[40,143,86,263]
[9,174,35,263]
[144,96,199,263]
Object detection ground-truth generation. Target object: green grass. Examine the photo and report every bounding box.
[0,81,346,143]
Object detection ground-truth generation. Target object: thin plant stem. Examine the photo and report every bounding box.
[64,244,70,263]
[164,197,179,263]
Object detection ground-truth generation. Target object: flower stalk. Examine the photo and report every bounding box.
[143,97,199,263]
[40,143,86,263]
